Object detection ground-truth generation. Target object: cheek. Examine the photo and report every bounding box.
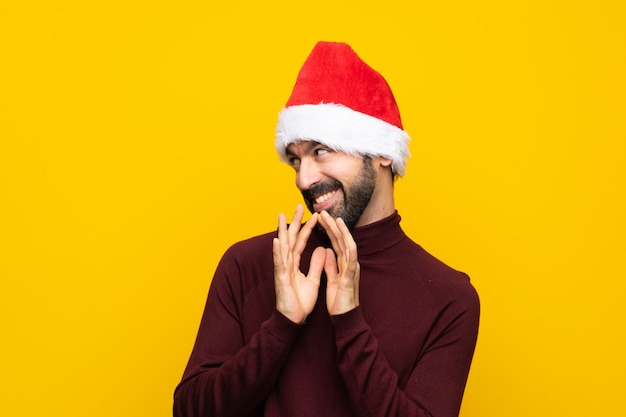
[332,164,364,185]
[326,160,360,180]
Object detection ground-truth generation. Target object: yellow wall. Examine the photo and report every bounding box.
[2,1,624,416]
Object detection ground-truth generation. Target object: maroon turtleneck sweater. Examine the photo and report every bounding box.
[174,212,479,417]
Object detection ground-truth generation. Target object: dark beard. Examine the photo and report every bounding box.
[301,157,376,230]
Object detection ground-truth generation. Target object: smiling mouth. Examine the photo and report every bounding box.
[314,190,337,204]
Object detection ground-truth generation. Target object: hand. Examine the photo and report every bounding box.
[318,211,360,316]
[273,205,326,324]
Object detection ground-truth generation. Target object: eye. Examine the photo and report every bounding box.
[287,156,300,168]
[314,147,331,157]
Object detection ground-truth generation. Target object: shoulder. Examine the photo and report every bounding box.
[402,238,479,312]
[222,230,276,261]
[214,231,278,281]
[210,230,277,297]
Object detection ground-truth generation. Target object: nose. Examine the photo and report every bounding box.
[295,158,322,191]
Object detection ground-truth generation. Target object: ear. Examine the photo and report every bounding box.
[376,156,393,168]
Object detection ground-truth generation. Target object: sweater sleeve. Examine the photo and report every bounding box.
[173,246,302,417]
[330,290,480,417]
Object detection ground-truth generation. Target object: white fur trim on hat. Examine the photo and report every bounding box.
[275,103,411,176]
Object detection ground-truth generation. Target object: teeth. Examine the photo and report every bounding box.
[314,191,335,204]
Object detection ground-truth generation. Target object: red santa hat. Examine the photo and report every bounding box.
[275,41,411,176]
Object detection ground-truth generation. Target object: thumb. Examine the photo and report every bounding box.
[307,246,327,284]
[323,248,338,282]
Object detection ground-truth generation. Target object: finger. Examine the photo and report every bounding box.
[336,217,358,262]
[277,213,290,262]
[287,205,305,248]
[319,211,346,255]
[307,246,327,285]
[318,211,340,249]
[272,237,285,277]
[323,248,338,281]
[335,218,359,278]
[292,212,319,255]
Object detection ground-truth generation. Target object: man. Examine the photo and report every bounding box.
[174,41,479,417]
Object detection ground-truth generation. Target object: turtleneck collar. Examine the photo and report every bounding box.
[312,211,406,256]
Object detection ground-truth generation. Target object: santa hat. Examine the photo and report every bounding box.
[275,41,411,176]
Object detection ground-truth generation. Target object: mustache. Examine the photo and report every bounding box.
[301,179,343,201]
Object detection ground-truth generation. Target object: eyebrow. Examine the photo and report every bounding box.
[285,140,321,156]
[286,141,322,157]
